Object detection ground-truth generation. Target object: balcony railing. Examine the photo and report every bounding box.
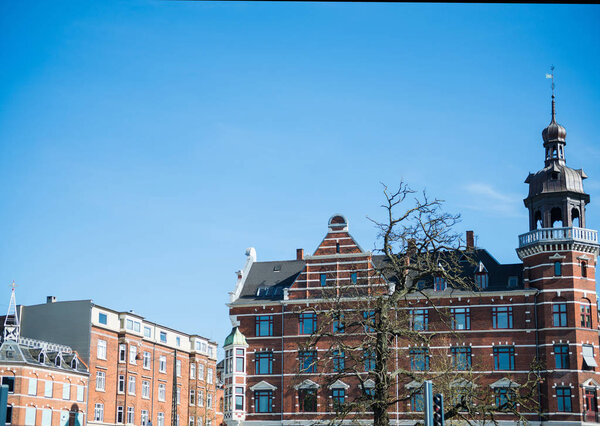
[518,226,598,248]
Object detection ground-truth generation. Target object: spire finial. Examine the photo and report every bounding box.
[546,66,556,121]
[4,282,20,342]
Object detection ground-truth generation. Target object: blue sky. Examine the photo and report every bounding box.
[1,2,599,348]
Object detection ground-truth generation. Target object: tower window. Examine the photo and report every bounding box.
[551,172,559,180]
[581,261,588,278]
[552,302,568,327]
[335,242,340,253]
[554,261,562,276]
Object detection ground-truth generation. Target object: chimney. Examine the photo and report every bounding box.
[466,231,474,249]
[296,248,304,260]
[46,296,56,304]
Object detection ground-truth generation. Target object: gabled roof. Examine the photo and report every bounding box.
[294,379,319,389]
[490,378,519,389]
[0,340,88,374]
[233,260,305,305]
[250,380,277,391]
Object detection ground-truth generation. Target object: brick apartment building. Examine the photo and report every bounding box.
[0,287,89,426]
[222,97,599,425]
[15,298,222,426]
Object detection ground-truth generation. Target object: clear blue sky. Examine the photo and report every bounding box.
[1,2,599,349]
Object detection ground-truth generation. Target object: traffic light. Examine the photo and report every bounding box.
[432,393,444,426]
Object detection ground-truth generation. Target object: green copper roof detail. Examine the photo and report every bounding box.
[224,327,247,347]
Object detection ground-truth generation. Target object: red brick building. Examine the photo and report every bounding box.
[223,97,599,425]
[16,299,221,426]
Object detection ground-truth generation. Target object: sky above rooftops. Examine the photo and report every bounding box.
[0,2,599,349]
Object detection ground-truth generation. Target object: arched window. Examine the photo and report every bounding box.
[38,352,45,364]
[572,208,580,227]
[534,211,542,229]
[71,358,78,369]
[552,299,568,327]
[55,355,61,367]
[551,208,562,228]
[581,298,592,329]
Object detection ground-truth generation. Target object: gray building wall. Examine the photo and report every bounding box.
[19,299,93,363]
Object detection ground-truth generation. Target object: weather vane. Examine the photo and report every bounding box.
[546,65,555,97]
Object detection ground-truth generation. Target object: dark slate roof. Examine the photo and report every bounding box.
[0,340,88,374]
[235,260,305,304]
[232,249,525,305]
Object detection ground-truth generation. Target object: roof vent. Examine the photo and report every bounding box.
[46,296,56,304]
[273,265,281,272]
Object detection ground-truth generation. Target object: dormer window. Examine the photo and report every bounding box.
[71,358,78,369]
[273,265,281,272]
[434,276,446,292]
[474,262,488,289]
[551,172,559,180]
[38,352,45,363]
[55,355,62,367]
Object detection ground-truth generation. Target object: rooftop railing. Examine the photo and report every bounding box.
[518,226,598,248]
[17,336,73,353]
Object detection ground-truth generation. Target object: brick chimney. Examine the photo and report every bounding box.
[466,230,475,249]
[296,248,304,260]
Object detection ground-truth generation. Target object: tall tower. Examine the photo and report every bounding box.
[3,282,20,342]
[517,95,599,423]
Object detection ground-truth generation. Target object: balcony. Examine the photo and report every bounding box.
[518,226,598,248]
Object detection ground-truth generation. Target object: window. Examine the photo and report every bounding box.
[493,346,515,370]
[99,312,108,324]
[495,387,514,408]
[333,313,345,333]
[553,302,568,327]
[351,272,357,284]
[25,407,36,426]
[255,351,273,374]
[158,383,166,401]
[235,349,245,372]
[225,350,232,374]
[508,276,518,288]
[554,344,570,369]
[255,390,273,413]
[583,344,597,369]
[320,273,326,286]
[416,280,426,290]
[333,350,345,372]
[176,336,181,346]
[235,387,244,410]
[492,306,513,329]
[581,299,593,328]
[177,387,181,404]
[5,405,11,425]
[44,380,53,397]
[1,376,14,393]
[434,276,447,291]
[207,368,213,384]
[256,315,274,337]
[556,387,572,412]
[336,242,340,253]
[190,363,196,378]
[332,388,345,410]
[189,416,194,426]
[582,261,588,278]
[157,413,165,426]
[116,406,124,423]
[410,309,428,331]
[207,392,213,408]
[299,388,317,412]
[143,326,152,338]
[190,389,196,405]
[411,391,424,412]
[76,385,84,401]
[451,308,471,330]
[96,371,106,391]
[141,410,149,426]
[119,344,127,362]
[127,407,134,424]
[198,363,205,380]
[363,310,376,332]
[28,377,37,395]
[299,312,317,335]
[94,403,104,422]
[142,380,150,398]
[128,376,136,395]
[129,346,137,364]
[410,348,429,371]
[176,359,182,376]
[143,351,151,369]
[199,389,204,406]
[62,382,70,399]
[97,339,107,359]
[364,349,376,372]
[118,375,125,393]
[554,261,562,276]
[451,347,471,370]
[475,272,488,289]
[159,355,167,373]
[160,331,167,343]
[299,350,317,373]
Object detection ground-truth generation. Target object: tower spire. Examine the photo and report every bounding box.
[3,282,20,342]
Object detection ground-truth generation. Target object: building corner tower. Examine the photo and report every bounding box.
[517,95,600,423]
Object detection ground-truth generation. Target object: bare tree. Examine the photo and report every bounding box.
[295,182,541,425]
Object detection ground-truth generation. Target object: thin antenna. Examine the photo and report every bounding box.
[550,65,555,96]
[546,66,556,120]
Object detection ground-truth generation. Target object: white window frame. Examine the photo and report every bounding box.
[97,339,107,360]
[94,403,104,422]
[62,382,70,400]
[44,380,53,398]
[190,363,196,379]
[127,406,134,424]
[118,374,125,393]
[129,345,137,364]
[28,377,37,396]
[119,344,127,362]
[96,371,106,391]
[143,351,151,369]
[159,355,167,373]
[128,375,136,395]
[142,380,150,399]
[158,383,166,401]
